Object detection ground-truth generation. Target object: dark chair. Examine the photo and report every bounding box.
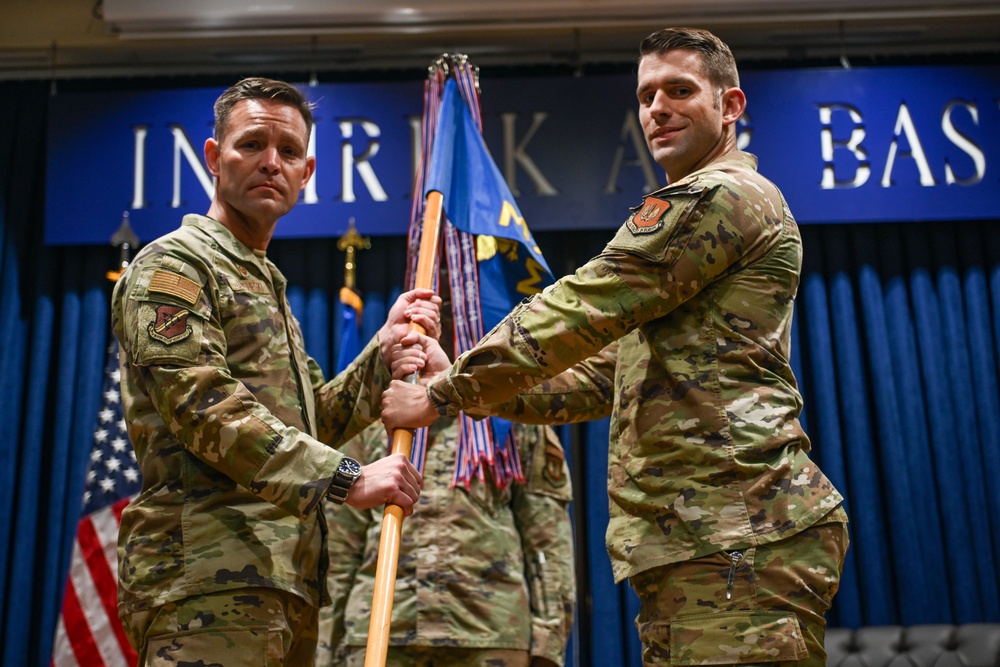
[826,625,1000,667]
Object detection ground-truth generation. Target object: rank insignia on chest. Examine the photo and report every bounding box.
[147,305,193,344]
[626,197,670,235]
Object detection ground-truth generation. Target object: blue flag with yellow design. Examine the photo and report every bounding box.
[425,78,554,332]
[421,75,555,485]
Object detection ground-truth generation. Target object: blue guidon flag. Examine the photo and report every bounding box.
[410,67,555,488]
[425,78,554,331]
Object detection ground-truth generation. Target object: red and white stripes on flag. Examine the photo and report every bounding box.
[51,498,136,666]
[51,341,140,666]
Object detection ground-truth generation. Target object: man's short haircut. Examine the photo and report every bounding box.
[213,77,315,140]
[638,27,740,90]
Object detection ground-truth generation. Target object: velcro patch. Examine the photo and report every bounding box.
[626,197,671,235]
[541,441,568,488]
[230,277,268,293]
[149,269,202,306]
[147,305,193,345]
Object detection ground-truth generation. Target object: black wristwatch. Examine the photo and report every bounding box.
[326,456,362,504]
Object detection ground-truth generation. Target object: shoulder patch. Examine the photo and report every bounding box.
[626,197,671,235]
[147,305,193,345]
[541,441,569,488]
[148,269,202,306]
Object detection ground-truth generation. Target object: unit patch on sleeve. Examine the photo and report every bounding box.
[626,197,671,235]
[147,305,193,345]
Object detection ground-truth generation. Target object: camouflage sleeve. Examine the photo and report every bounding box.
[320,424,381,663]
[313,335,392,446]
[117,255,344,520]
[427,258,646,415]
[429,184,772,414]
[134,365,340,520]
[512,424,575,666]
[467,342,618,424]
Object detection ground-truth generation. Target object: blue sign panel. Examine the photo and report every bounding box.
[743,66,999,225]
[46,81,423,245]
[45,65,1000,245]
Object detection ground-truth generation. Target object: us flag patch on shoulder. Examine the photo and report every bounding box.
[148,269,201,306]
[626,197,670,235]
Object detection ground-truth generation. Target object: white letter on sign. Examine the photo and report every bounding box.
[818,104,870,189]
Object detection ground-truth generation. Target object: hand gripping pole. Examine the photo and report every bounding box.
[363,189,443,667]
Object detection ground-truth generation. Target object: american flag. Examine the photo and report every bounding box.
[50,341,140,666]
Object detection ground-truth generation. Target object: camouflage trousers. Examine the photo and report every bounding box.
[629,507,849,667]
[343,645,530,666]
[120,587,318,666]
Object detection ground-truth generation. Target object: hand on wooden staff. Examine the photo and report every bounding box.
[382,332,451,438]
[387,332,451,381]
[345,453,423,517]
[377,288,443,368]
[382,379,442,436]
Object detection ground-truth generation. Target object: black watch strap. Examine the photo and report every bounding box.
[326,456,362,504]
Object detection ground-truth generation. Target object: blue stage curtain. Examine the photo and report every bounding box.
[3,77,1000,665]
[797,222,1000,629]
[0,80,117,666]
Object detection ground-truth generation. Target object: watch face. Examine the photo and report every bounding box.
[340,457,362,477]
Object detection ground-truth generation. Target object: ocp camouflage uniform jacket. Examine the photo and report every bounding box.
[111,214,388,614]
[319,420,575,665]
[428,152,845,584]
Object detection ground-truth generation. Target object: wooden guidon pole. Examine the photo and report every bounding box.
[363,189,443,667]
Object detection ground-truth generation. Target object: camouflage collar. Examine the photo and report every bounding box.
[181,214,285,288]
[650,151,760,196]
[712,150,757,171]
[685,150,759,184]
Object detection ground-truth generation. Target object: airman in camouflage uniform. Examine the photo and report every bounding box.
[315,419,576,667]
[383,28,848,666]
[112,77,435,666]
